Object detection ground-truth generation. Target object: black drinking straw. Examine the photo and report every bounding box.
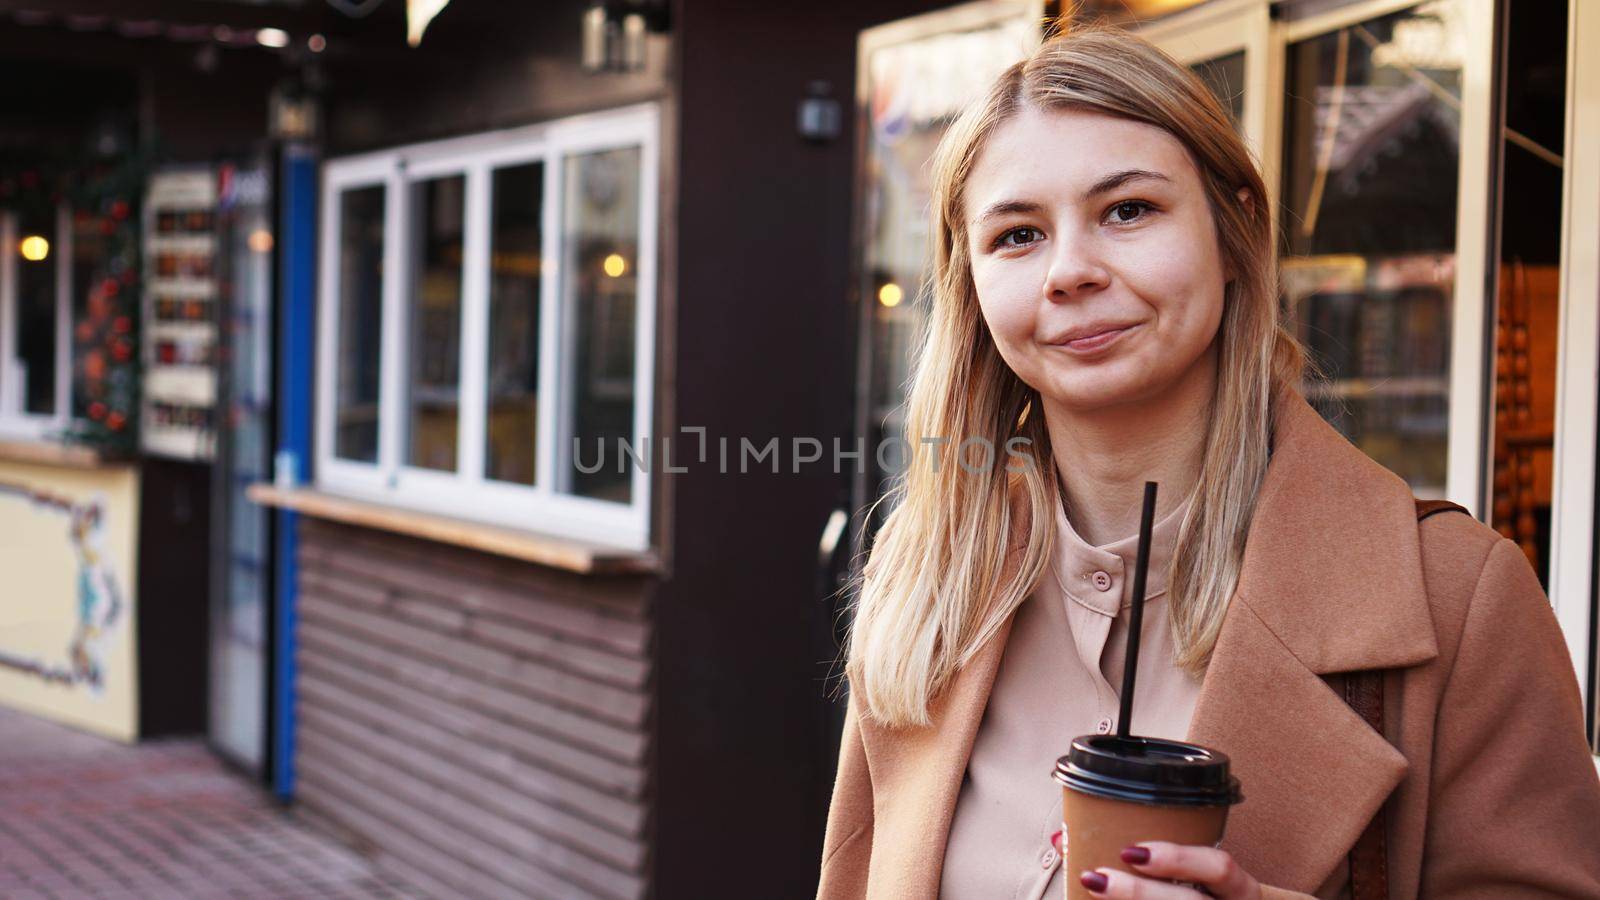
[1117,481,1159,741]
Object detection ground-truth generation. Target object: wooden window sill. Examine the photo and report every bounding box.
[0,439,131,471]
[245,484,660,576]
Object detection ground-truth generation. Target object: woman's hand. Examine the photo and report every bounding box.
[1051,835,1263,899]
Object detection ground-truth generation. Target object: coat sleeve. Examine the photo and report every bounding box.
[817,688,874,900]
[1420,538,1600,897]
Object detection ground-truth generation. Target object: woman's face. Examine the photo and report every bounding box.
[964,105,1232,413]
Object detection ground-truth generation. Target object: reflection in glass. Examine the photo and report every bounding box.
[213,163,273,771]
[562,147,640,503]
[16,210,57,415]
[856,17,1035,535]
[1489,0,1568,584]
[486,162,543,486]
[1280,1,1464,494]
[404,175,465,472]
[1191,50,1245,132]
[70,210,109,422]
[335,185,385,462]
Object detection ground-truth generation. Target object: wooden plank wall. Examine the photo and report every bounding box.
[292,518,656,899]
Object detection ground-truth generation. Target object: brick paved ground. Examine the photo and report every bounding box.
[0,706,418,899]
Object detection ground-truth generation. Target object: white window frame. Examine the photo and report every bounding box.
[1550,0,1600,748]
[0,206,73,441]
[315,103,659,551]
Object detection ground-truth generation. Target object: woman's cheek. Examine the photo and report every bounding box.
[974,271,1036,345]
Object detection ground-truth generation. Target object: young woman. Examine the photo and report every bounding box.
[817,26,1600,900]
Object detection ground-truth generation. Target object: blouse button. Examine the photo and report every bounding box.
[1091,570,1113,591]
[1096,716,1113,734]
[1041,848,1058,869]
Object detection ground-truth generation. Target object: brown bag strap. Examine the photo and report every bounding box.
[1344,498,1468,900]
[1344,670,1390,900]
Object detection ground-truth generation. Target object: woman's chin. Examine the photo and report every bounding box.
[1036,371,1161,414]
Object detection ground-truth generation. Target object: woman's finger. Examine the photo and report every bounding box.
[1080,868,1206,899]
[1119,841,1258,898]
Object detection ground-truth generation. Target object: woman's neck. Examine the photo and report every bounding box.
[1044,351,1216,547]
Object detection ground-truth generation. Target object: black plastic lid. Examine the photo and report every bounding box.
[1053,735,1243,808]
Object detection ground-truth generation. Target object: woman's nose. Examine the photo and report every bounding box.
[1042,242,1109,303]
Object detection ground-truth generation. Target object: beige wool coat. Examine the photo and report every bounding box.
[817,396,1600,899]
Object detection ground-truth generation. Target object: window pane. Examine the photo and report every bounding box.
[563,147,640,503]
[1280,2,1463,494]
[16,210,57,416]
[404,175,464,472]
[1191,50,1245,133]
[1489,0,1568,584]
[486,162,544,486]
[335,185,385,463]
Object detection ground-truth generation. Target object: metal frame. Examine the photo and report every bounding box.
[1549,0,1600,748]
[314,103,660,551]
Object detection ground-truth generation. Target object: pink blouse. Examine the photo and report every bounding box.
[939,493,1202,900]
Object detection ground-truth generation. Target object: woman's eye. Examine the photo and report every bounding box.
[994,226,1042,248]
[1107,201,1153,225]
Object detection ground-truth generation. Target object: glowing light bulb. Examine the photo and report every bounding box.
[603,253,627,277]
[878,282,903,307]
[19,236,49,261]
[248,229,274,253]
[255,28,290,48]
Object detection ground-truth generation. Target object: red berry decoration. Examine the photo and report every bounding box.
[89,402,107,421]
[112,316,131,334]
[110,200,129,221]
[107,411,126,431]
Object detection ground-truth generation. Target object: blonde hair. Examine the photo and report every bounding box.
[845,25,1304,727]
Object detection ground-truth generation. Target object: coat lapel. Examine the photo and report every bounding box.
[1187,394,1439,892]
[857,614,1016,899]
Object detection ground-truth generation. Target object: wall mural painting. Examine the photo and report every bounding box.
[0,479,126,692]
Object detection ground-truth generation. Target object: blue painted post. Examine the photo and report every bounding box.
[274,143,317,801]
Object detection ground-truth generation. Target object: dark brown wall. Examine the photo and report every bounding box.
[136,457,211,737]
[657,1,933,896]
[0,21,282,163]
[293,518,655,899]
[317,0,672,154]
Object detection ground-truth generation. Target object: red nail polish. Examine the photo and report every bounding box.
[1080,871,1109,893]
[1121,846,1151,865]
[1049,829,1062,851]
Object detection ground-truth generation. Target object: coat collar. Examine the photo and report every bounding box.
[854,391,1437,897]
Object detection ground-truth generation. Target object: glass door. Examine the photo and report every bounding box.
[1273,0,1495,508]
[847,1,1043,556]
[209,159,275,773]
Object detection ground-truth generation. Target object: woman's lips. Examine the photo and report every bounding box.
[1054,324,1137,354]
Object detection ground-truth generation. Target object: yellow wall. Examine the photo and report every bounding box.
[0,460,140,741]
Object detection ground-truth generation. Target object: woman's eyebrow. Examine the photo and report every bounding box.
[973,199,1043,226]
[1082,169,1171,201]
